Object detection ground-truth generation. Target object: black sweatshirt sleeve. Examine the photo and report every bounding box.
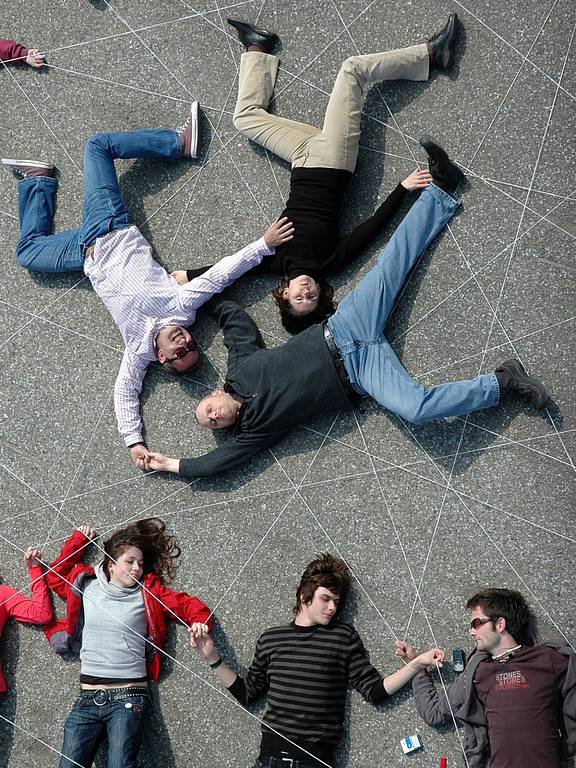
[207,297,266,374]
[186,265,214,281]
[178,429,288,479]
[329,183,408,271]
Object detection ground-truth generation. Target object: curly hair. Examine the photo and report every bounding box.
[272,279,336,335]
[466,588,539,646]
[103,517,181,583]
[293,553,350,615]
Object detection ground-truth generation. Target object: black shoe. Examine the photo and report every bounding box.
[495,359,549,410]
[427,13,459,69]
[419,134,465,195]
[227,18,279,53]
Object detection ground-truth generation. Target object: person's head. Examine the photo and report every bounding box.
[195,389,240,429]
[272,276,336,334]
[293,554,350,625]
[466,588,538,652]
[103,517,181,587]
[155,325,199,374]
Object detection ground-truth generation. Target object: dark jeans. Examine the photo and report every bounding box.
[58,689,149,768]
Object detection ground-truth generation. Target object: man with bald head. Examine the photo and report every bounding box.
[146,140,549,480]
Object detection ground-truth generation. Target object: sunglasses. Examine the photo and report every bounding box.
[163,338,198,365]
[470,617,493,630]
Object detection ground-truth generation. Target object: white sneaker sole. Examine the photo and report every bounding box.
[2,158,54,169]
[189,101,199,159]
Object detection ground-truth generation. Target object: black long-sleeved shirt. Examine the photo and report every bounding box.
[227,621,388,762]
[187,171,408,282]
[178,298,354,479]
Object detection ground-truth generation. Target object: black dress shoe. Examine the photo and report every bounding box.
[427,13,458,69]
[419,134,465,195]
[495,359,549,410]
[227,18,279,53]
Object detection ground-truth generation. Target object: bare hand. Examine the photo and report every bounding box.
[130,443,151,470]
[188,624,217,661]
[145,452,180,474]
[24,547,43,568]
[395,639,417,662]
[170,270,188,285]
[263,217,295,248]
[401,168,433,191]
[26,48,45,68]
[413,647,445,670]
[77,524,95,540]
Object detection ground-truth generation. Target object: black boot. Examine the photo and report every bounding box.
[427,13,459,69]
[419,134,465,195]
[227,18,279,53]
[495,359,549,410]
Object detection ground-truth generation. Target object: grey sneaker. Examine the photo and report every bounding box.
[2,158,55,180]
[495,359,549,410]
[177,101,200,159]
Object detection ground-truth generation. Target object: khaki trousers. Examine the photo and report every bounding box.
[233,45,429,173]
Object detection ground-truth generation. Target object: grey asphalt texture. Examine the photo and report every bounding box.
[1,1,575,767]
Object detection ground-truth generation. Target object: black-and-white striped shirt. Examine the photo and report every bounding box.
[228,621,388,761]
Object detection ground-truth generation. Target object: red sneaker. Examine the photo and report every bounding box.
[177,101,200,159]
[2,158,55,179]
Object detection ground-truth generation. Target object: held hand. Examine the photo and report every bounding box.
[24,547,43,568]
[26,48,46,68]
[170,270,189,285]
[412,647,445,670]
[145,452,180,474]
[401,168,433,191]
[77,524,95,540]
[263,217,295,248]
[395,639,417,662]
[188,625,217,660]
[130,443,152,470]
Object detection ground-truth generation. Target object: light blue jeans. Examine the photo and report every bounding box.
[328,183,499,424]
[15,129,182,272]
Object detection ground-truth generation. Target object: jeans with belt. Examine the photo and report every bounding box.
[327,183,500,424]
[58,687,149,768]
[15,129,182,273]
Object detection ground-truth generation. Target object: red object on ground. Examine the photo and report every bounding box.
[439,758,447,768]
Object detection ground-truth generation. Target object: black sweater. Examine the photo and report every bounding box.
[187,170,408,282]
[227,621,388,762]
[179,298,354,479]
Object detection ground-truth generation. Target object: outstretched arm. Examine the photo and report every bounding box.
[178,218,293,315]
[331,170,431,272]
[114,350,149,454]
[396,640,456,725]
[2,548,53,625]
[146,429,287,479]
[0,39,28,65]
[382,641,445,695]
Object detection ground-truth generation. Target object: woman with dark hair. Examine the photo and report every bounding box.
[172,13,458,333]
[43,518,212,768]
[0,547,52,693]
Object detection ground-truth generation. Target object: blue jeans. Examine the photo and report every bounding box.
[328,184,500,423]
[15,129,182,272]
[58,689,149,768]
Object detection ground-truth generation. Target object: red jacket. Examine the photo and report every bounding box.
[44,530,212,681]
[0,39,28,65]
[0,565,53,692]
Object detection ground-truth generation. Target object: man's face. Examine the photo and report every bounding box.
[299,587,341,626]
[195,390,239,430]
[282,275,320,315]
[156,325,199,373]
[469,606,502,653]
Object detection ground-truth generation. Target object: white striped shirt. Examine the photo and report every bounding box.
[84,225,272,446]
